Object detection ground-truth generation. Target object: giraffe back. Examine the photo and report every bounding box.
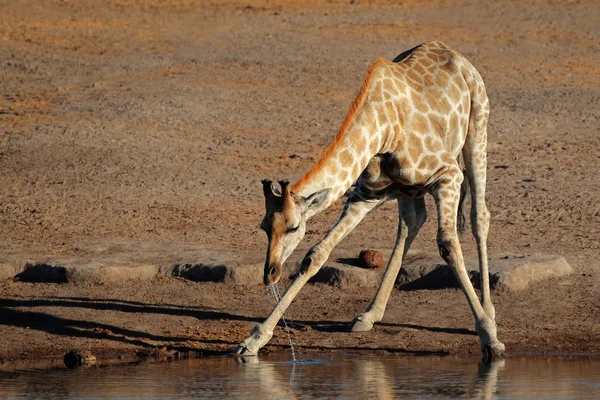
[364,41,487,187]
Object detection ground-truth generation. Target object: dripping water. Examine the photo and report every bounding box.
[274,283,305,363]
[268,284,297,363]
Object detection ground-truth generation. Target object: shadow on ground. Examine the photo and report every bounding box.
[0,296,476,353]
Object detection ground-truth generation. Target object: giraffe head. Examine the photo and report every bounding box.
[260,179,330,286]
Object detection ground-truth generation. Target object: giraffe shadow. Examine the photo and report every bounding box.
[0,297,259,351]
[287,320,476,336]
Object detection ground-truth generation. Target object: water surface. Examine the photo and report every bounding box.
[1,354,599,399]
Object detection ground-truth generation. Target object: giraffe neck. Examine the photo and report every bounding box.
[292,60,396,218]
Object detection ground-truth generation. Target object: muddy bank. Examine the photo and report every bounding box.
[1,270,599,364]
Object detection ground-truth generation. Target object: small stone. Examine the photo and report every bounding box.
[64,350,97,369]
[359,249,384,269]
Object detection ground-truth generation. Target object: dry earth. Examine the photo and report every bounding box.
[0,0,599,364]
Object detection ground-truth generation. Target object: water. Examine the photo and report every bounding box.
[1,354,599,399]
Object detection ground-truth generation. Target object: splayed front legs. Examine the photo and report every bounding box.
[236,193,382,356]
[351,196,427,332]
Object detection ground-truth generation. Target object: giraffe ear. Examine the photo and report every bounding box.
[305,188,331,212]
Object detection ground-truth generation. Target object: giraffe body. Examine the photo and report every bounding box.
[238,41,504,362]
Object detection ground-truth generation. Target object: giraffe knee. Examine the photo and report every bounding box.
[300,247,326,277]
[437,239,454,265]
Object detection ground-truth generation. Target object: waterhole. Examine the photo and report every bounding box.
[1,354,598,399]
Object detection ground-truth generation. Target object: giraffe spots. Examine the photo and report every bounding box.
[382,89,392,101]
[440,153,457,167]
[410,112,430,135]
[424,135,443,153]
[461,94,470,115]
[447,81,462,103]
[395,105,406,132]
[338,169,349,182]
[425,89,451,112]
[406,134,424,164]
[414,168,432,184]
[392,77,405,90]
[438,95,453,112]
[483,100,490,113]
[370,81,385,103]
[430,51,445,63]
[338,149,353,167]
[356,135,367,151]
[385,102,399,126]
[420,57,433,68]
[449,113,459,131]
[429,113,448,136]
[412,62,427,77]
[352,162,363,180]
[424,87,439,103]
[422,72,435,88]
[324,161,339,177]
[322,175,335,188]
[369,136,380,154]
[405,70,424,91]
[370,107,385,130]
[418,154,440,171]
[411,92,430,114]
[477,84,485,96]
[435,69,450,88]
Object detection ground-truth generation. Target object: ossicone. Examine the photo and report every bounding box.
[261,179,280,198]
[279,180,291,196]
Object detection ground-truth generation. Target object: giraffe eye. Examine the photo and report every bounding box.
[287,225,300,233]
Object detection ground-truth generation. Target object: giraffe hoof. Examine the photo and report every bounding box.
[482,343,505,364]
[350,317,374,332]
[234,344,258,356]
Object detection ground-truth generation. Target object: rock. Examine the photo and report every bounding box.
[359,249,385,269]
[224,263,263,286]
[170,263,227,282]
[64,350,97,369]
[310,264,381,289]
[397,253,573,292]
[15,262,68,283]
[170,263,265,285]
[66,263,159,283]
[490,254,572,291]
[13,259,160,284]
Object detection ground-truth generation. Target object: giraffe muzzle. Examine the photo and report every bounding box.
[264,263,282,286]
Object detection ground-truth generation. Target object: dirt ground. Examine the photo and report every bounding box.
[0,0,599,364]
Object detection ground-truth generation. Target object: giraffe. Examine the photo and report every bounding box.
[236,41,505,361]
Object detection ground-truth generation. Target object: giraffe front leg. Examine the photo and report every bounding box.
[236,273,311,356]
[351,196,427,332]
[235,324,274,356]
[433,171,504,362]
[236,192,382,356]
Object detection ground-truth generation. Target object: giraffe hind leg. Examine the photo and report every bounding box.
[433,168,504,359]
[463,82,495,321]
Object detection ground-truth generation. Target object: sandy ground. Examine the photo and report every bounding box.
[0,0,599,363]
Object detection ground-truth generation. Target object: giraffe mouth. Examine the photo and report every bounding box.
[264,263,282,286]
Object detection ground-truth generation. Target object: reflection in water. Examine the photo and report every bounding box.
[0,354,599,399]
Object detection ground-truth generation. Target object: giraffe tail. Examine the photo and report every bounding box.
[457,164,469,235]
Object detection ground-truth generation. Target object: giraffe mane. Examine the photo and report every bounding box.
[292,58,390,193]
